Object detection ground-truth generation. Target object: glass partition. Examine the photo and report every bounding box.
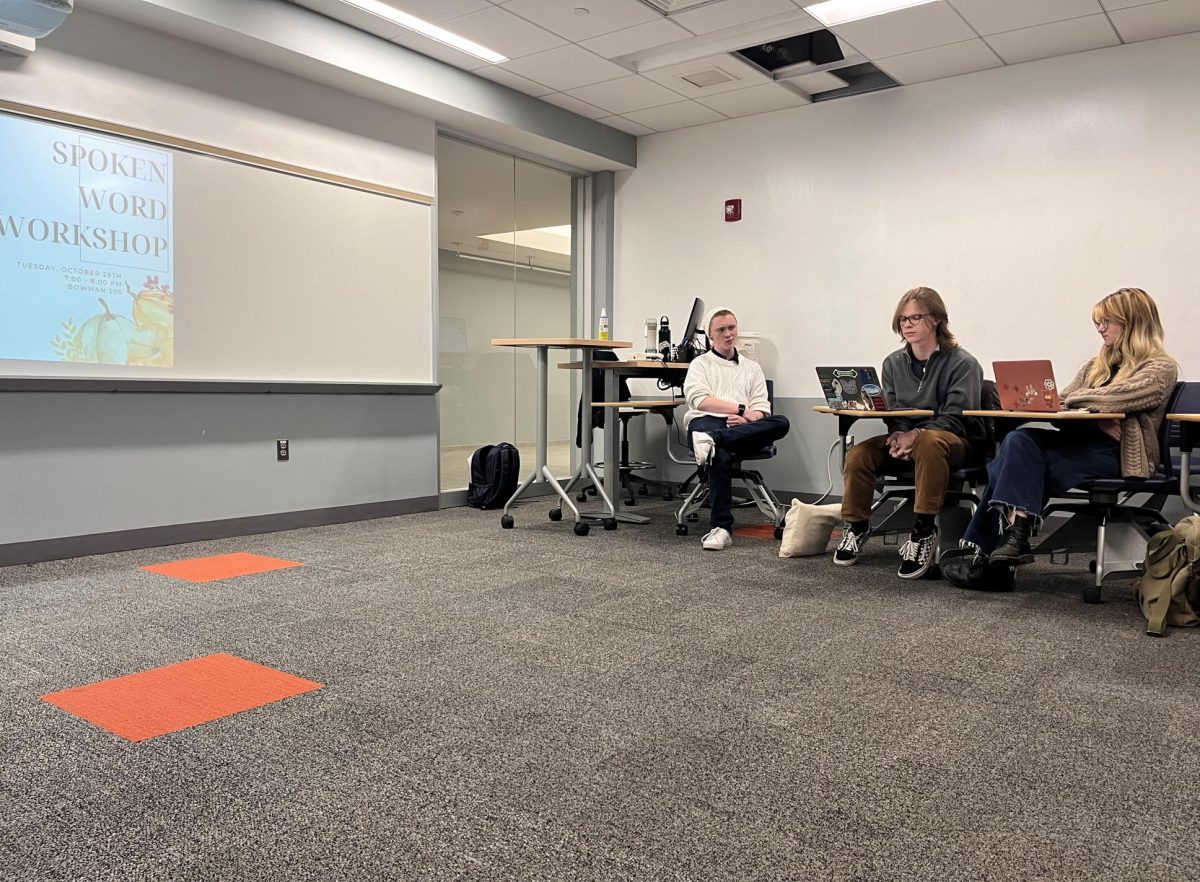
[437,138,576,492]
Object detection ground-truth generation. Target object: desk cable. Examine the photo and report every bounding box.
[811,435,851,505]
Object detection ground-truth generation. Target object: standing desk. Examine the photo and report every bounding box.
[559,359,689,524]
[490,338,631,534]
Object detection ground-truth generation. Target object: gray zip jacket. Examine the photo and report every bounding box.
[881,344,984,446]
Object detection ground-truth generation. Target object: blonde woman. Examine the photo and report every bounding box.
[947,287,1178,589]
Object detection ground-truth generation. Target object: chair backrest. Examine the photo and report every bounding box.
[575,350,632,448]
[1162,381,1200,479]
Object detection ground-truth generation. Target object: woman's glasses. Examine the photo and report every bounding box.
[897,313,928,327]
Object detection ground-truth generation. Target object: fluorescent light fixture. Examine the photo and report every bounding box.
[341,0,507,63]
[477,225,572,256]
[804,0,938,27]
[456,251,569,276]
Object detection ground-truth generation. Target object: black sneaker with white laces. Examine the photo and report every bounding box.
[833,524,869,566]
[897,527,938,580]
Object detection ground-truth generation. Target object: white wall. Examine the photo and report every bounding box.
[615,32,1200,401]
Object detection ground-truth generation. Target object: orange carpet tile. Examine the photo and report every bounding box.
[141,552,301,583]
[734,524,779,540]
[41,653,324,742]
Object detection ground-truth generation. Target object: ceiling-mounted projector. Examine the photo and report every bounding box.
[0,0,73,39]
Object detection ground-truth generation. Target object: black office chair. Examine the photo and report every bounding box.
[864,379,1001,560]
[575,350,656,506]
[674,379,786,537]
[1034,381,1200,602]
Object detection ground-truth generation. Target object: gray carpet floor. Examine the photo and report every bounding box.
[3,499,1199,881]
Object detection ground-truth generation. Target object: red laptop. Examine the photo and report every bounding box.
[992,360,1062,412]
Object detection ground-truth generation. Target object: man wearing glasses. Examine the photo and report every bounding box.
[833,286,984,579]
[684,307,791,550]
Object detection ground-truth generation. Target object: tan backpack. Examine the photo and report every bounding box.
[1134,514,1200,637]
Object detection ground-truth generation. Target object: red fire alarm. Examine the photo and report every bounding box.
[724,198,742,222]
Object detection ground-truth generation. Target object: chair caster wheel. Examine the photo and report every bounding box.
[663,492,674,502]
[687,513,699,523]
[1088,560,1097,573]
[925,564,942,580]
[573,522,590,536]
[548,509,562,521]
[500,515,514,529]
[774,526,783,540]
[676,524,688,536]
[576,493,587,503]
[603,519,618,531]
[1083,585,1101,604]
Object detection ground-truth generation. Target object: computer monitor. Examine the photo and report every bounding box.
[677,297,706,348]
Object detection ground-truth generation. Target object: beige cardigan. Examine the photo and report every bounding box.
[1060,355,1179,478]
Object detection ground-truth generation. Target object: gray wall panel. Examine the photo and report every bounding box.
[0,392,438,546]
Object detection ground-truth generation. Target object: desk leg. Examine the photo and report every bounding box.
[503,345,568,522]
[602,368,650,526]
[575,349,616,525]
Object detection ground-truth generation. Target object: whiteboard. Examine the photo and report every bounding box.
[0,109,434,385]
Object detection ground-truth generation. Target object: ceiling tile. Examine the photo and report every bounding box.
[472,64,556,96]
[580,18,694,58]
[499,0,662,41]
[539,92,609,119]
[830,1,977,59]
[789,70,847,94]
[695,82,811,117]
[1100,0,1166,9]
[566,75,686,114]
[946,0,1105,36]
[874,38,1002,84]
[500,44,631,91]
[388,30,492,70]
[623,100,728,131]
[641,53,772,98]
[442,5,567,59]
[599,115,658,136]
[1108,0,1200,42]
[671,0,801,35]
[985,13,1119,64]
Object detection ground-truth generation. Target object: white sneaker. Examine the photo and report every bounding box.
[701,527,733,550]
[692,432,714,467]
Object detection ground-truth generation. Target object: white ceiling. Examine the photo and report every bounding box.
[291,0,1200,134]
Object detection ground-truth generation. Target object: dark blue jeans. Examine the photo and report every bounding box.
[962,426,1121,553]
[688,414,791,530]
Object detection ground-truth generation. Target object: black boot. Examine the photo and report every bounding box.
[989,516,1034,566]
[942,548,1015,591]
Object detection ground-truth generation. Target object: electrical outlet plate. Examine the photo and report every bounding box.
[277,439,289,461]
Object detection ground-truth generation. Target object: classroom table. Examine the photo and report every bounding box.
[490,337,631,534]
[961,410,1125,420]
[1166,412,1200,514]
[560,359,690,524]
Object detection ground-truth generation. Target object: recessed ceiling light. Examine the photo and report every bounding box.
[478,225,572,256]
[804,0,938,27]
[340,0,508,63]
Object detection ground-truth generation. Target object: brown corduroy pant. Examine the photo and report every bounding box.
[840,429,970,523]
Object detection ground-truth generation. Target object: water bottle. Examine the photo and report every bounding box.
[657,316,671,358]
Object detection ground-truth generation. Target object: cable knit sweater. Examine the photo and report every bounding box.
[682,350,770,428]
[1060,354,1179,478]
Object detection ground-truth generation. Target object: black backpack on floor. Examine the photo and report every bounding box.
[467,443,520,509]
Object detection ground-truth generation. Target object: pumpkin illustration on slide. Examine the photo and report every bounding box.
[75,298,139,364]
[127,332,173,368]
[127,275,174,341]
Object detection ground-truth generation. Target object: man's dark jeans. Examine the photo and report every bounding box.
[688,414,791,531]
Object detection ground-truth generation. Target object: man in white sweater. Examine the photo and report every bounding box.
[683,308,790,550]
